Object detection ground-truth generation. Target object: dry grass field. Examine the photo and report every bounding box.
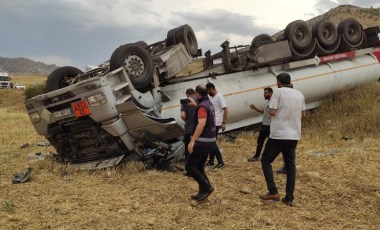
[9,75,47,88]
[0,74,379,229]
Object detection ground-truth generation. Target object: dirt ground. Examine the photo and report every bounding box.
[1,83,379,229]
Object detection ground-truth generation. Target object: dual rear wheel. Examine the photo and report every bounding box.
[249,17,363,59]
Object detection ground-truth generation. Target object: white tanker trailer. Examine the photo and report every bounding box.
[25,18,380,169]
[161,47,380,131]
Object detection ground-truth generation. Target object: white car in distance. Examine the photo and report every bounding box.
[14,83,26,90]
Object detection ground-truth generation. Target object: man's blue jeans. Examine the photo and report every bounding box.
[261,138,298,201]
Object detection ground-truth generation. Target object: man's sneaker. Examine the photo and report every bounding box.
[205,161,215,167]
[259,193,280,201]
[276,167,286,174]
[281,197,294,207]
[213,163,225,169]
[248,156,259,162]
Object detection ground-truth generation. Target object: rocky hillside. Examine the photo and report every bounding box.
[0,57,58,76]
[309,5,380,28]
[273,5,379,39]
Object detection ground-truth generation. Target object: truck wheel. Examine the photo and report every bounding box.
[338,18,363,45]
[110,43,153,90]
[312,19,338,47]
[285,20,312,50]
[166,28,177,47]
[46,66,83,92]
[134,40,149,48]
[176,24,198,57]
[166,25,198,57]
[250,34,273,50]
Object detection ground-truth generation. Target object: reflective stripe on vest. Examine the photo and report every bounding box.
[196,137,216,142]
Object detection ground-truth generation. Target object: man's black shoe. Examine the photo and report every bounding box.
[248,156,259,162]
[191,193,200,200]
[276,167,286,174]
[205,161,214,167]
[184,172,192,177]
[197,187,214,201]
[282,197,294,207]
[213,163,225,169]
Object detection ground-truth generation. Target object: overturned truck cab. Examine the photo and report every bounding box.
[25,41,194,170]
[25,19,380,170]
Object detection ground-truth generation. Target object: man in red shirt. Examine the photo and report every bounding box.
[186,84,216,202]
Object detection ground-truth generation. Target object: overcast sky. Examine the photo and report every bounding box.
[0,0,379,70]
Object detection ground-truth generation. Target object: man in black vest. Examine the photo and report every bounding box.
[185,84,216,202]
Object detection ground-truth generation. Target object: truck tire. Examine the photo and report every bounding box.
[312,19,338,47]
[166,28,177,47]
[110,43,153,90]
[250,34,273,50]
[176,24,198,57]
[285,20,312,50]
[166,25,198,57]
[46,66,83,92]
[338,18,363,46]
[134,40,149,48]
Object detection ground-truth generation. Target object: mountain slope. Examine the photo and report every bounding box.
[309,4,380,28]
[0,57,58,76]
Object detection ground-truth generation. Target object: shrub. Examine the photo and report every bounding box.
[24,82,46,100]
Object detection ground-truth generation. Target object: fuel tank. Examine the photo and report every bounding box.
[160,48,380,131]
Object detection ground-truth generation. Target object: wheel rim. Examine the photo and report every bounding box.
[348,25,358,39]
[124,54,145,80]
[59,75,73,88]
[323,27,331,40]
[295,28,306,43]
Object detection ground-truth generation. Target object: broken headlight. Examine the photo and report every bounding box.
[87,93,107,106]
[29,112,41,123]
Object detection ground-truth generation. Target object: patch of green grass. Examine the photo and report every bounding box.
[2,200,16,214]
[24,82,46,100]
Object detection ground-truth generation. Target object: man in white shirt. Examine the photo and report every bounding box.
[259,73,306,207]
[205,82,228,169]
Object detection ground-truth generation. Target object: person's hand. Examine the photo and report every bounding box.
[249,104,256,110]
[221,123,226,131]
[188,141,194,154]
[188,97,197,106]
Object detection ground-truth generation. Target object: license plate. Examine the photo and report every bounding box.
[71,100,92,118]
[52,108,72,118]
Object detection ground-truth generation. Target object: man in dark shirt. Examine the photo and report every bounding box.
[180,88,196,161]
[185,84,216,202]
